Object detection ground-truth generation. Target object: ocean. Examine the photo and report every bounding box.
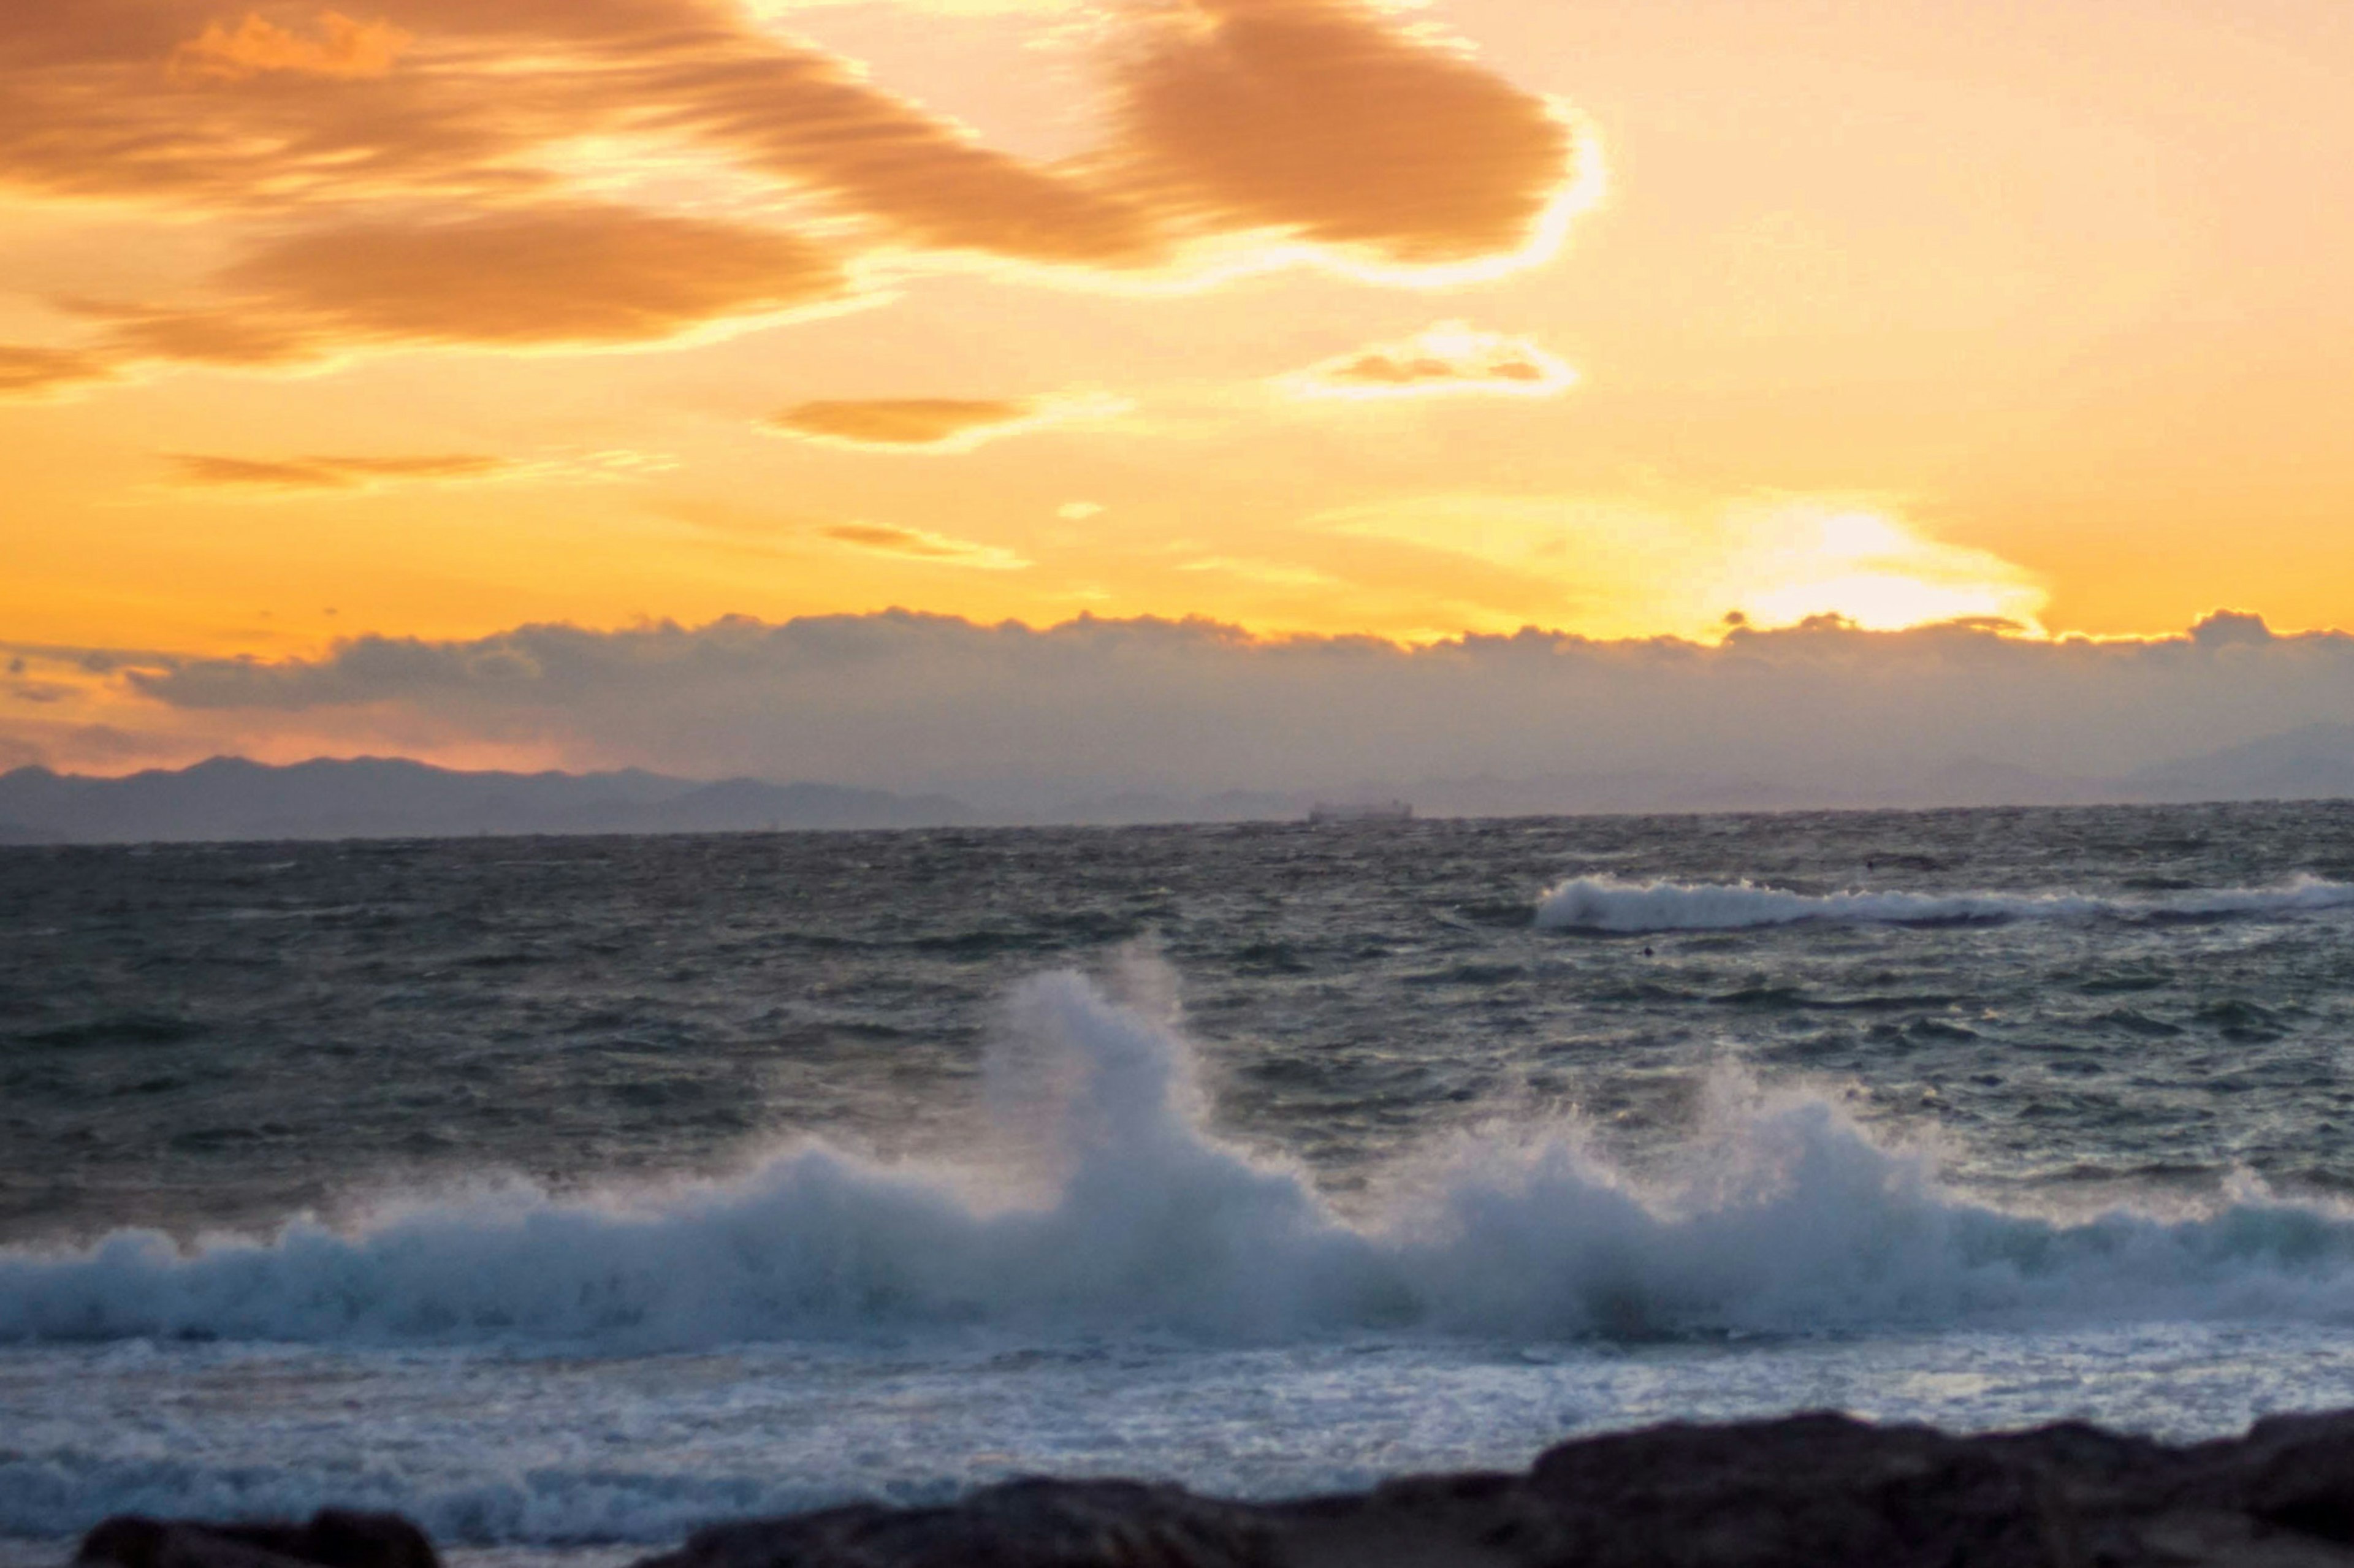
[8,803,2354,1556]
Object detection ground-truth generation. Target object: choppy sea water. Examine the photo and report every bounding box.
[8,803,2354,1551]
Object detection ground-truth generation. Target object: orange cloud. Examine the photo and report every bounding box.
[225,202,846,347]
[820,522,1030,569]
[2,0,1577,260]
[771,397,1038,454]
[0,1,543,208]
[1282,321,1577,400]
[620,51,1162,265]
[1110,0,1579,267]
[164,452,511,490]
[166,454,367,489]
[1176,555,1337,588]
[0,344,115,398]
[25,202,849,389]
[0,0,1588,397]
[171,10,414,82]
[58,300,316,368]
[1,0,1150,261]
[768,393,1127,452]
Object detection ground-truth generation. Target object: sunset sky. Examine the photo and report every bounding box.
[7,0,2354,784]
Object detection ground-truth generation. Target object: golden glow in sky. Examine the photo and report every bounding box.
[6,0,2354,771]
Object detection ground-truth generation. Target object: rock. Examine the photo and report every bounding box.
[77,1512,438,1568]
[2233,1414,2354,1547]
[636,1479,1279,1568]
[69,1410,2354,1568]
[631,1411,2354,1567]
[1509,1412,2065,1566]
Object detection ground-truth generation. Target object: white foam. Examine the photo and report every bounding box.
[9,968,2354,1349]
[18,1316,2354,1545]
[1533,873,2354,933]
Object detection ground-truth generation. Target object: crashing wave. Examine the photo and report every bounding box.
[7,969,2354,1349]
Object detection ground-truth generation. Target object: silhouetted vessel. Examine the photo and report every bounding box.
[1306,800,1413,824]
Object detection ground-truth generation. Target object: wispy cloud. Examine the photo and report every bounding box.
[223,203,849,349]
[1176,555,1338,588]
[0,0,1593,393]
[820,522,1030,568]
[1282,321,1577,400]
[165,452,513,490]
[772,398,1032,450]
[768,392,1127,452]
[25,201,855,395]
[170,10,414,82]
[161,446,677,493]
[0,344,116,399]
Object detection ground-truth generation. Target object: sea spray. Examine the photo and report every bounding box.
[10,967,2354,1348]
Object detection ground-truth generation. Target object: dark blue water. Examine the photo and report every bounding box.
[8,802,2354,1547]
[9,803,2354,1241]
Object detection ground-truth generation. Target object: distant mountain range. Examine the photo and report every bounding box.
[2119,723,2354,804]
[0,757,975,844]
[6,725,2354,845]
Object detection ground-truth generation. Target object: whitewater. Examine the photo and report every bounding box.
[8,802,2354,1548]
[1534,870,2354,932]
[13,969,2354,1350]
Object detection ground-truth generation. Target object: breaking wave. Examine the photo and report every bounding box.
[8,968,2354,1349]
[1534,873,2354,933]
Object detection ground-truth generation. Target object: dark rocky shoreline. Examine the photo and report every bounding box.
[67,1408,2354,1567]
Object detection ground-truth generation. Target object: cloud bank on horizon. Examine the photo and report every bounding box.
[8,609,2348,813]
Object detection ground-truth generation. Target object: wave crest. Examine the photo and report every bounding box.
[7,968,2354,1348]
[1533,873,2354,933]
